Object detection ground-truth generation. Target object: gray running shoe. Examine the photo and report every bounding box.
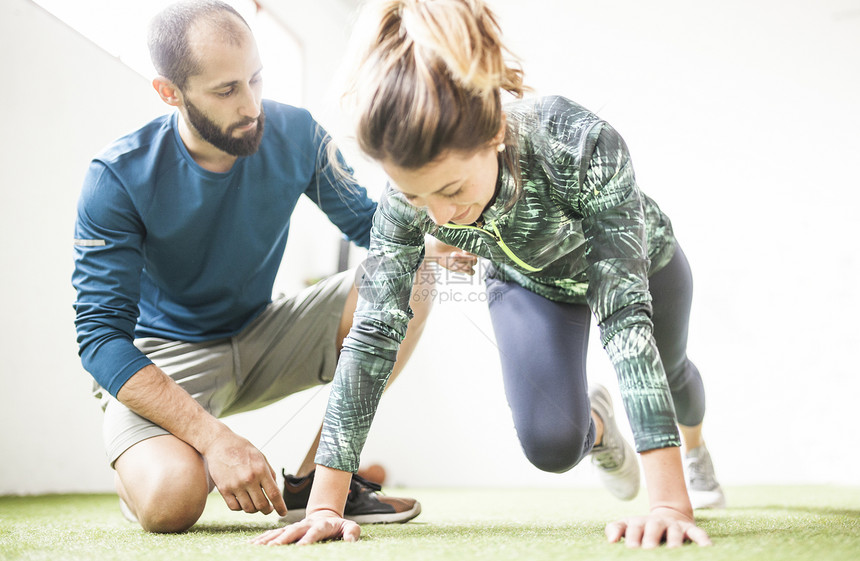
[684,444,726,509]
[589,384,640,501]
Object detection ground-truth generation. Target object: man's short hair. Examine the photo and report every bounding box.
[148,0,251,91]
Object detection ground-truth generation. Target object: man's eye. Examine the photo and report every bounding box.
[217,89,234,98]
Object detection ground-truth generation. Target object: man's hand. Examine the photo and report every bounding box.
[425,237,478,275]
[117,365,287,517]
[251,512,361,545]
[605,507,711,548]
[203,431,287,516]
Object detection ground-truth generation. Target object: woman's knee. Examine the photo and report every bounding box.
[518,424,593,473]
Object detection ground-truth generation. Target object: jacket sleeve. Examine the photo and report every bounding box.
[72,161,152,396]
[314,186,426,472]
[575,122,680,452]
[303,124,378,249]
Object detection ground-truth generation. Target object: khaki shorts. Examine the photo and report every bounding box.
[99,270,354,467]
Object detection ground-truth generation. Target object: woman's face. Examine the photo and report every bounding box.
[382,146,500,226]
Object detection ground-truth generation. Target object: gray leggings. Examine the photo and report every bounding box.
[485,243,704,473]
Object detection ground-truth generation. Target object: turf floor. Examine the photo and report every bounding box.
[1,486,858,560]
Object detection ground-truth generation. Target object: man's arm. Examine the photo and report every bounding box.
[117,364,287,516]
[303,124,378,249]
[75,156,287,516]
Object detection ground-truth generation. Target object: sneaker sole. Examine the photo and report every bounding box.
[347,501,422,524]
[278,501,422,525]
[690,490,727,510]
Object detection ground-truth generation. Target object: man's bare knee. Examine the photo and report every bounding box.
[115,435,210,533]
[137,496,206,533]
[134,473,208,533]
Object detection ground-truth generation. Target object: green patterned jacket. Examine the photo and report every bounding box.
[316,96,682,473]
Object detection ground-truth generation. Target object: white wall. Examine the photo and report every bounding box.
[0,0,166,493]
[1,0,858,495]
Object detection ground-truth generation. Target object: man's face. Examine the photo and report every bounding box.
[179,20,265,157]
[184,95,265,157]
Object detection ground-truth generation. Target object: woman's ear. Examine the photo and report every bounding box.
[152,77,182,107]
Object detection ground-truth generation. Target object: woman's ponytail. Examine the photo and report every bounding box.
[399,0,523,98]
[347,0,526,168]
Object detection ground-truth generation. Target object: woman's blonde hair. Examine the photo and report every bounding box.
[347,0,526,168]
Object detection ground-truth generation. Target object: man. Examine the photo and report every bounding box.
[72,0,431,533]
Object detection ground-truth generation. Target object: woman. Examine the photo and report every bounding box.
[255,0,721,548]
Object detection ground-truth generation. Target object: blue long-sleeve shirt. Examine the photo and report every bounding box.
[73,100,376,397]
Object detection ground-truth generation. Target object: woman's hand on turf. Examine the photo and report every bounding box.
[251,512,361,546]
[605,507,711,548]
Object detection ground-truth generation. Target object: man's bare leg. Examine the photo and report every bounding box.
[114,435,213,533]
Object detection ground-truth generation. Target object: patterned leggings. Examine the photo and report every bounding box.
[485,243,705,473]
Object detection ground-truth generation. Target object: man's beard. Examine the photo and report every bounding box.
[184,98,265,157]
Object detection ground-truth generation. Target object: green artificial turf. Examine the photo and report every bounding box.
[1,486,858,560]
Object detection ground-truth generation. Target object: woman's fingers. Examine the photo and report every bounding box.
[605,519,626,543]
[684,523,712,546]
[251,517,362,546]
[605,515,711,548]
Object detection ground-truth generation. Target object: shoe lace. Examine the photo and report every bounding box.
[350,473,383,494]
[685,455,716,488]
[591,443,622,471]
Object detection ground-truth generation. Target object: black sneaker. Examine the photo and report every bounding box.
[279,469,421,524]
